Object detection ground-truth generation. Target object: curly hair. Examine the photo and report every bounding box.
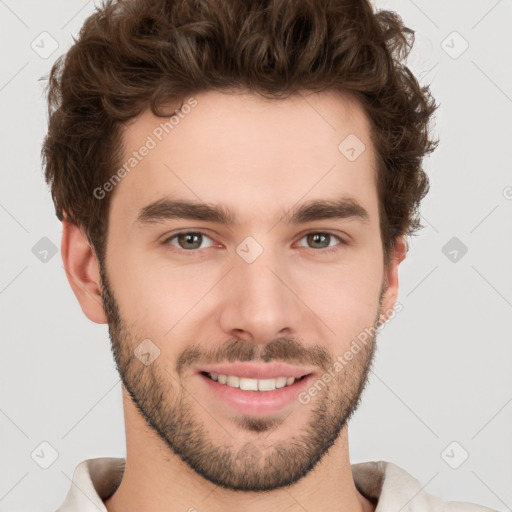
[41,0,439,269]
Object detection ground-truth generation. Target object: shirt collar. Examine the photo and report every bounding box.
[57,457,439,512]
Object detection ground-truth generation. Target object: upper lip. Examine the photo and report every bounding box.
[196,362,314,380]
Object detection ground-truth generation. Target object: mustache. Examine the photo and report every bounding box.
[175,337,332,376]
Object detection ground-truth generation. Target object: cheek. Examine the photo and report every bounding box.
[301,267,382,342]
[108,248,218,334]
[291,242,383,337]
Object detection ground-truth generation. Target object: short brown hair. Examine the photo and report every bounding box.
[41,0,439,268]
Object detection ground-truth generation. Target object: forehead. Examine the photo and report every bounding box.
[111,89,379,226]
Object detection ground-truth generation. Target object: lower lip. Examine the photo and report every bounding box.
[198,373,314,417]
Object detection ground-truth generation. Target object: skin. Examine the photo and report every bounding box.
[61,89,406,512]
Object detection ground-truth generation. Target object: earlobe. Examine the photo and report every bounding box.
[379,236,407,323]
[61,220,108,324]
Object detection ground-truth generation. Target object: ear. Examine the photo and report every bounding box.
[379,236,407,323]
[61,219,108,324]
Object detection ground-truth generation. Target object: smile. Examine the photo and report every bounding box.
[204,372,306,392]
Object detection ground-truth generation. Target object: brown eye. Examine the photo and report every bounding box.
[177,233,203,250]
[308,233,329,249]
[297,232,346,254]
[165,231,214,251]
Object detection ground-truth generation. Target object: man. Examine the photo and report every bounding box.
[41,0,496,510]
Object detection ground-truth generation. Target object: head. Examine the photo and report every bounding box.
[42,0,438,492]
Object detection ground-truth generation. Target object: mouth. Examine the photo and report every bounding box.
[200,371,310,392]
[195,363,315,417]
[195,361,314,381]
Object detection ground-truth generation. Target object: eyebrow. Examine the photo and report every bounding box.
[134,196,370,227]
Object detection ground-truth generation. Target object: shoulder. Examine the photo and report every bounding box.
[351,460,498,512]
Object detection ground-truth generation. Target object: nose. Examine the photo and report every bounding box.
[218,242,303,346]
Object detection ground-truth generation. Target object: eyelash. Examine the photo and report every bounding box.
[161,230,347,257]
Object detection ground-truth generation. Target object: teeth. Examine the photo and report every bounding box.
[226,375,240,387]
[240,377,258,391]
[208,373,299,391]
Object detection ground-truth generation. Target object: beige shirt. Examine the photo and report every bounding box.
[57,457,497,511]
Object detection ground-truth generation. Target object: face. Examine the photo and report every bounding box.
[97,89,398,491]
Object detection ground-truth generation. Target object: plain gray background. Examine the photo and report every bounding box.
[1,0,511,510]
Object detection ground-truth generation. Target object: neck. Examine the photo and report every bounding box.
[104,390,375,512]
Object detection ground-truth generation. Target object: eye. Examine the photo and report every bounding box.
[163,231,215,252]
[297,232,346,253]
[161,230,347,256]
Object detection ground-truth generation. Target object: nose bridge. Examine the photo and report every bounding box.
[218,235,300,342]
[236,236,287,305]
